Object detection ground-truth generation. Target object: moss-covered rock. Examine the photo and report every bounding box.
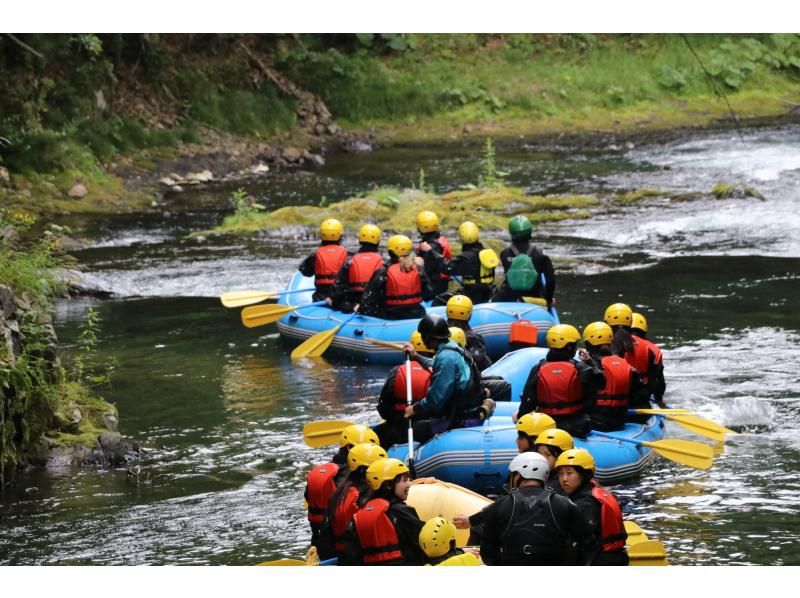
[712,182,766,200]
[615,188,672,203]
[202,184,601,238]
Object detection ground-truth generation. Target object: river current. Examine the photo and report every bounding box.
[1,125,799,565]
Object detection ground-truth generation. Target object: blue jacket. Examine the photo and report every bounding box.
[416,341,472,417]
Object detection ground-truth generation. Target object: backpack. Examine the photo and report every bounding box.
[506,253,538,291]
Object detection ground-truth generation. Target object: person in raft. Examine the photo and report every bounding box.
[532,428,575,494]
[445,294,492,371]
[604,303,666,418]
[474,452,596,565]
[357,234,434,320]
[327,223,387,313]
[515,324,606,439]
[346,458,427,565]
[414,210,452,297]
[373,332,433,449]
[402,315,488,444]
[304,424,380,560]
[298,218,350,302]
[448,221,498,304]
[630,311,665,397]
[582,321,643,432]
[493,215,557,310]
[326,443,388,565]
[419,517,480,566]
[556,448,629,566]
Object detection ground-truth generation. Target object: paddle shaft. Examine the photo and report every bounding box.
[590,429,713,469]
[367,339,406,350]
[221,287,315,308]
[406,356,417,478]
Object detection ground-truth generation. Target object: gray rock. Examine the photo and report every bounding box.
[169,185,184,194]
[102,413,119,432]
[308,154,325,167]
[0,285,15,318]
[282,147,303,162]
[159,176,177,186]
[67,184,88,199]
[326,123,341,135]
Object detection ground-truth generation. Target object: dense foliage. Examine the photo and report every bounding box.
[2,34,800,176]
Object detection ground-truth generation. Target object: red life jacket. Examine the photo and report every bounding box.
[643,337,663,366]
[347,252,384,292]
[306,463,339,525]
[536,361,584,416]
[314,244,348,289]
[625,337,655,384]
[590,480,627,552]
[353,498,404,564]
[392,362,431,411]
[596,356,633,409]
[331,486,361,552]
[385,264,423,306]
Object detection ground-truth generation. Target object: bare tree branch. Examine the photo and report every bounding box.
[2,34,45,59]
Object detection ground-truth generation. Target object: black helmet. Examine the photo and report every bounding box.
[417,315,450,344]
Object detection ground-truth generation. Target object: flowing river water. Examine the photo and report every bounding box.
[1,125,799,565]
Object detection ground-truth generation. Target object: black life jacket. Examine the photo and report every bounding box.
[499,489,568,565]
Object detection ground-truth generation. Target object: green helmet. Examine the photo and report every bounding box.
[508,215,533,241]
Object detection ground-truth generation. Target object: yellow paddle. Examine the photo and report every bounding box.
[291,313,359,359]
[627,540,669,566]
[630,409,734,442]
[257,559,308,566]
[240,300,327,328]
[624,520,648,546]
[220,287,315,308]
[590,430,715,470]
[303,419,356,448]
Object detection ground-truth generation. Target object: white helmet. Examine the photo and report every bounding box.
[508,452,550,483]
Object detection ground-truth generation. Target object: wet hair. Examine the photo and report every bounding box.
[611,326,634,357]
[586,342,613,358]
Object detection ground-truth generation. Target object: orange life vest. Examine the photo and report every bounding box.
[314,244,348,289]
[348,252,384,292]
[306,463,339,525]
[536,361,584,416]
[385,264,423,306]
[643,337,663,366]
[392,362,431,411]
[625,337,655,384]
[331,486,361,552]
[590,480,627,552]
[353,498,404,564]
[596,356,633,409]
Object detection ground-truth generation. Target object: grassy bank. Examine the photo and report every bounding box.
[2,34,799,218]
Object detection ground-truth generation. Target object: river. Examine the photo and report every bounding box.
[1,125,799,565]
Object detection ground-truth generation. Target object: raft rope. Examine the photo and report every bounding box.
[680,34,745,142]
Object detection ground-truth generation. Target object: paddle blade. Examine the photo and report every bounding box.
[221,290,276,308]
[291,326,340,359]
[303,420,355,448]
[667,414,729,442]
[624,520,648,545]
[241,304,295,328]
[646,438,715,470]
[257,559,307,566]
[627,540,668,566]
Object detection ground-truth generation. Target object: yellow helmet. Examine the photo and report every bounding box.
[515,413,557,438]
[534,428,575,452]
[409,331,431,354]
[366,457,410,491]
[555,448,596,472]
[604,303,633,327]
[458,221,480,244]
[446,294,473,321]
[358,224,381,245]
[339,424,379,448]
[347,443,388,472]
[419,517,457,558]
[632,312,648,332]
[546,324,581,349]
[320,218,343,242]
[449,327,467,348]
[582,321,613,347]
[387,234,413,257]
[416,210,440,233]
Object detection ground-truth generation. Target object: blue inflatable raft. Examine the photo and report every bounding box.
[387,347,666,494]
[276,272,560,365]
